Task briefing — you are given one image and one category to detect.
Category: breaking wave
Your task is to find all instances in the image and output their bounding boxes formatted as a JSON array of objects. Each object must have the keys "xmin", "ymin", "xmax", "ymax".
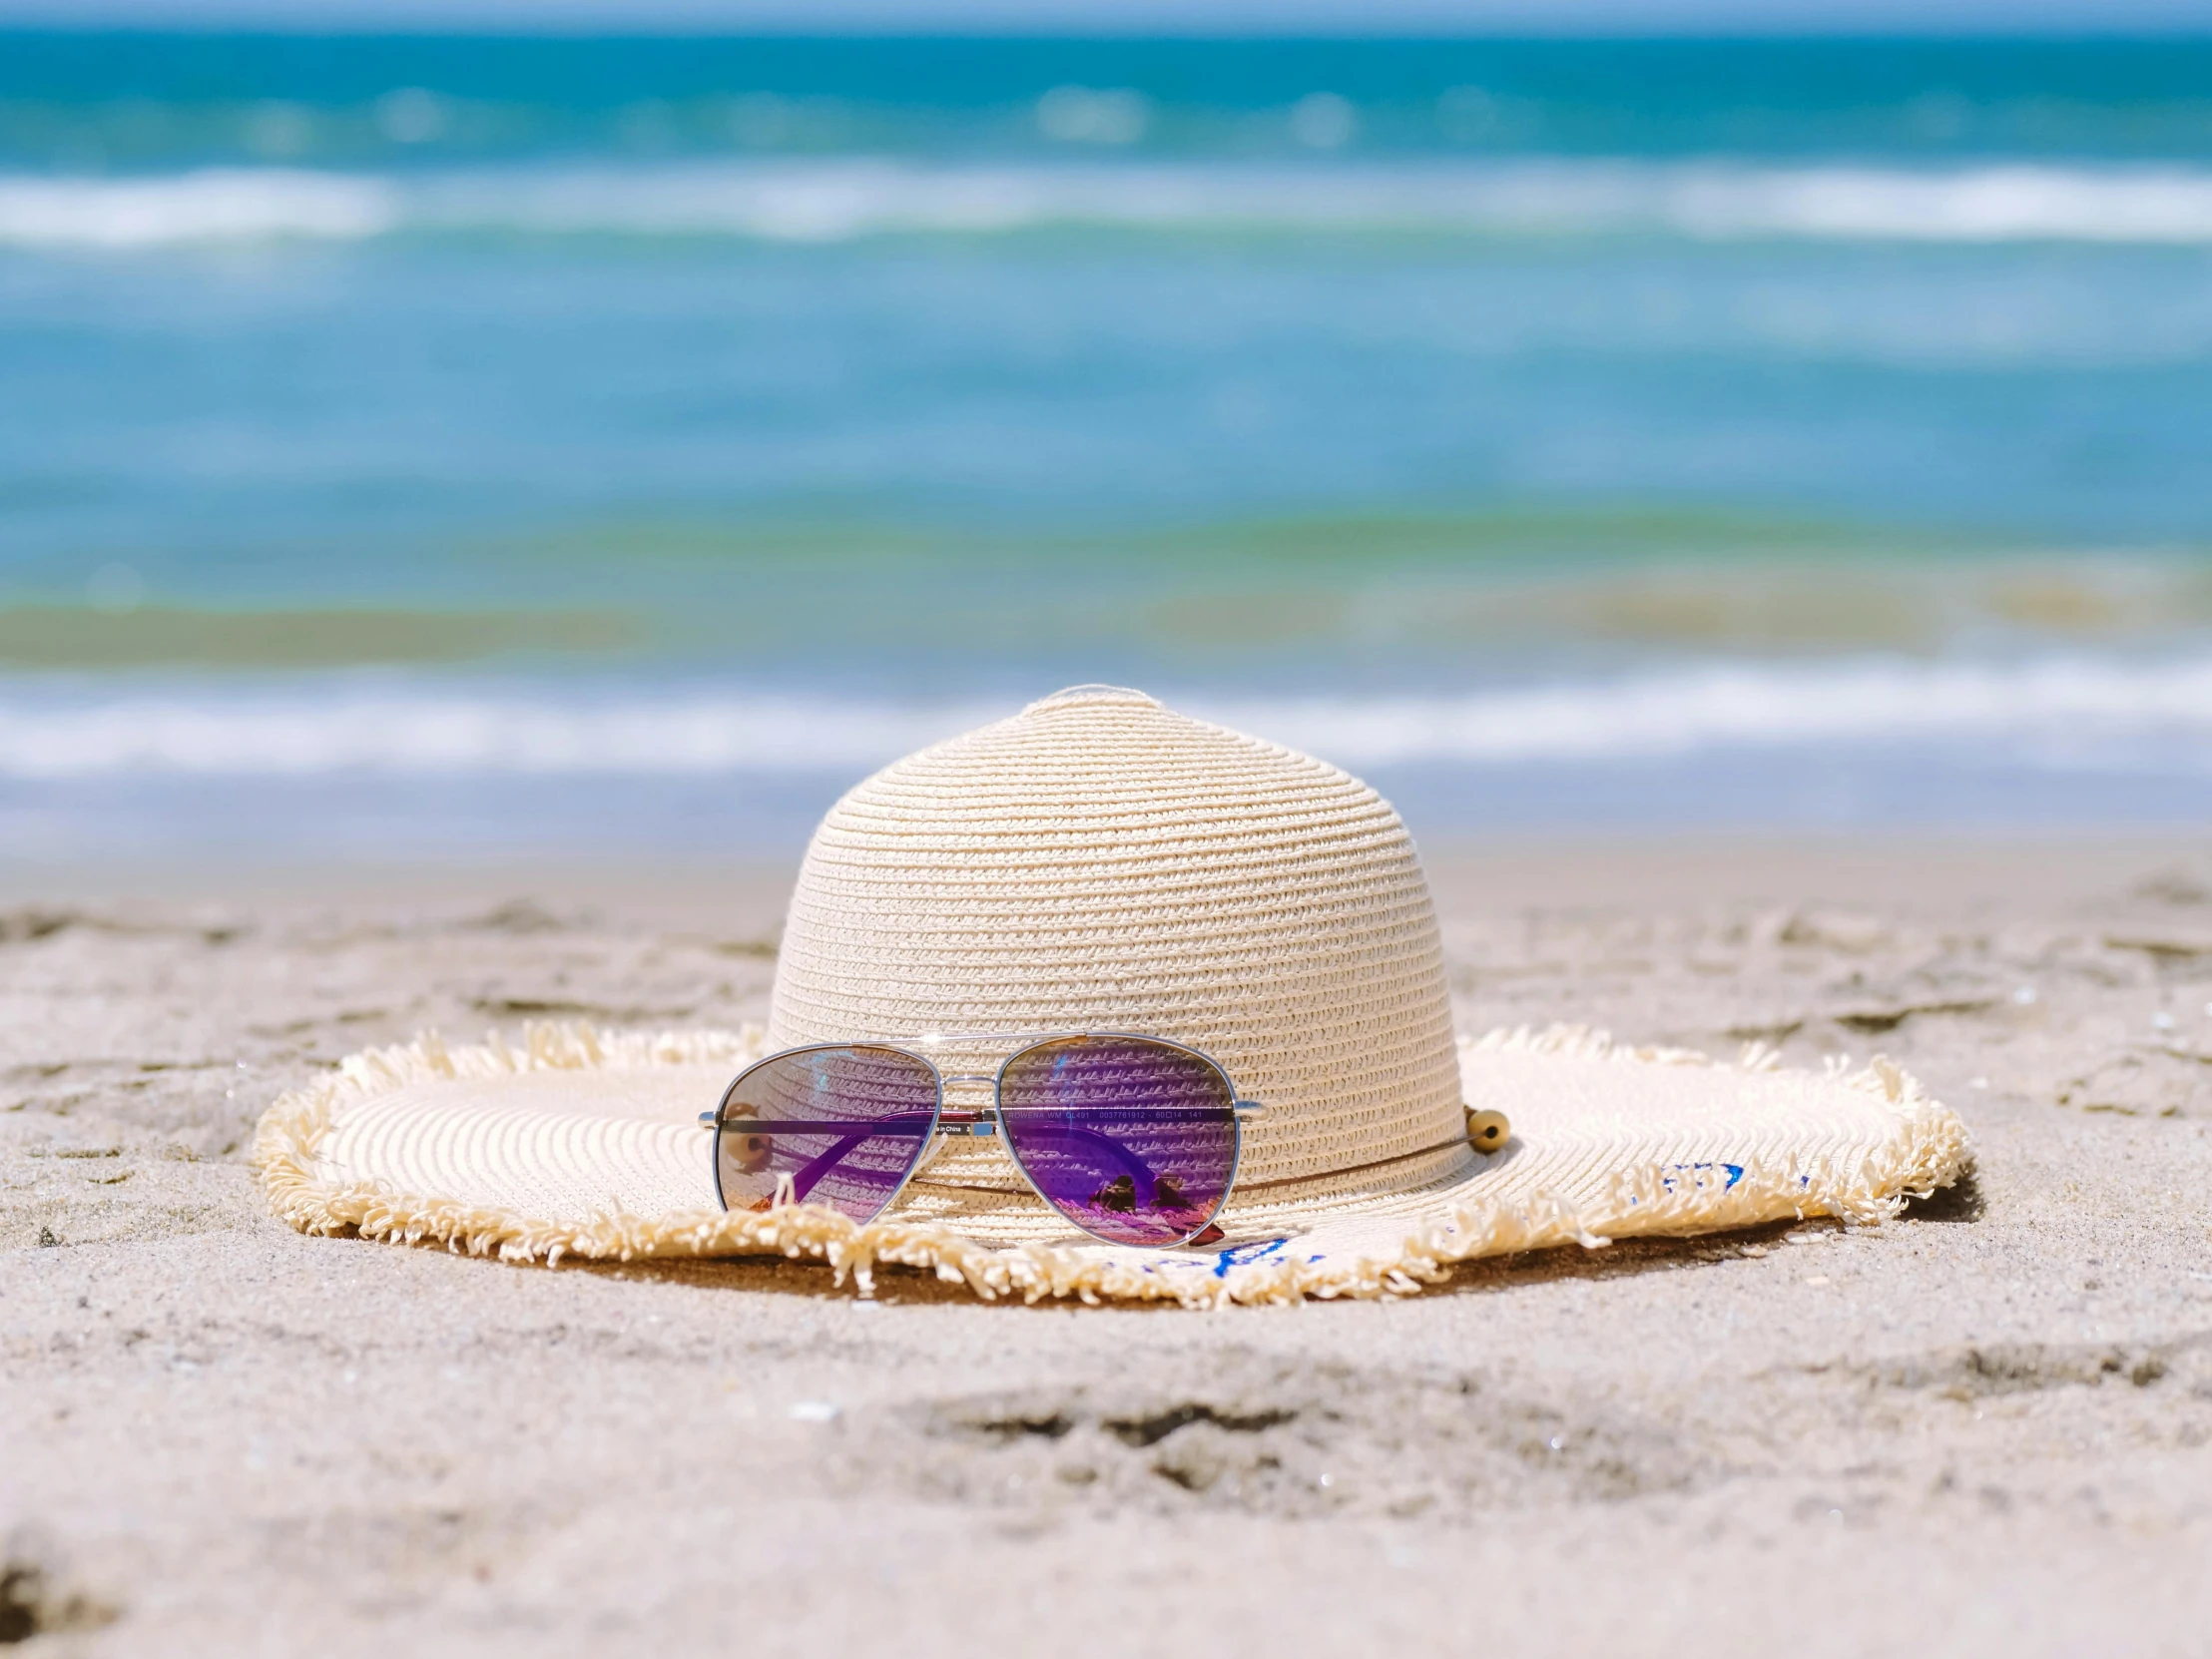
[
  {"xmin": 4, "ymin": 653, "xmax": 2211, "ymax": 780},
  {"xmin": 10, "ymin": 160, "xmax": 2212, "ymax": 249}
]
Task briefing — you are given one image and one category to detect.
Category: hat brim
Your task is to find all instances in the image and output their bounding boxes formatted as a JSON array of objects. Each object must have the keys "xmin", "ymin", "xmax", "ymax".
[{"xmin": 254, "ymin": 1023, "xmax": 1971, "ymax": 1308}]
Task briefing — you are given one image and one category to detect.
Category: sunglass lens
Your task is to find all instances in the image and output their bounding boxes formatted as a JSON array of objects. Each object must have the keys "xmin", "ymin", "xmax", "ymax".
[
  {"xmin": 997, "ymin": 1036, "xmax": 1238, "ymax": 1247},
  {"xmin": 715, "ymin": 1045, "xmax": 938, "ymax": 1225}
]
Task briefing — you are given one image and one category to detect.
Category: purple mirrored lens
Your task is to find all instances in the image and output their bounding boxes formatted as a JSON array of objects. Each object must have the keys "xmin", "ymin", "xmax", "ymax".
[
  {"xmin": 997, "ymin": 1036, "xmax": 1238, "ymax": 1247},
  {"xmin": 715, "ymin": 1045, "xmax": 937, "ymax": 1225}
]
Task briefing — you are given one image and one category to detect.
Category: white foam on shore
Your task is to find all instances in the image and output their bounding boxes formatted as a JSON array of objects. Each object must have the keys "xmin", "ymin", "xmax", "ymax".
[
  {"xmin": 9, "ymin": 160, "xmax": 2212, "ymax": 249},
  {"xmin": 0, "ymin": 169, "xmax": 398, "ymax": 248},
  {"xmin": 4, "ymin": 654, "xmax": 2210, "ymax": 780}
]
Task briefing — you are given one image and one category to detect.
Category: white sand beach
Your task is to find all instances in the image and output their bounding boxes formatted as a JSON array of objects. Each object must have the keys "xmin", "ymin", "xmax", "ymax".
[{"xmin": 4, "ymin": 838, "xmax": 2211, "ymax": 1655}]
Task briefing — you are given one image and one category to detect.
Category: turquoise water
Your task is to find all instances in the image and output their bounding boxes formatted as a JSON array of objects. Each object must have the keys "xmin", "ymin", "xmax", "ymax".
[{"xmin": 3, "ymin": 33, "xmax": 2211, "ymax": 853}]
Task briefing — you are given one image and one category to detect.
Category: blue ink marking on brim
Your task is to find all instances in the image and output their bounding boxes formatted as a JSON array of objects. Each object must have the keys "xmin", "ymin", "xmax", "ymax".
[
  {"xmin": 1214, "ymin": 1237, "xmax": 1289, "ymax": 1279},
  {"xmin": 1650, "ymin": 1161, "xmax": 1749, "ymax": 1198}
]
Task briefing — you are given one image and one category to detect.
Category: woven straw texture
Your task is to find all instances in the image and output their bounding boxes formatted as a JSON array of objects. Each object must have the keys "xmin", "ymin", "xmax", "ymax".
[{"xmin": 769, "ymin": 685, "xmax": 1469, "ymax": 1224}]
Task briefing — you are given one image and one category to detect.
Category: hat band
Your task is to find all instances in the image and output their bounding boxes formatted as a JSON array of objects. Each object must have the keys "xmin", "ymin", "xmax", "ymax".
[{"xmin": 906, "ymin": 1128, "xmax": 1476, "ymax": 1202}]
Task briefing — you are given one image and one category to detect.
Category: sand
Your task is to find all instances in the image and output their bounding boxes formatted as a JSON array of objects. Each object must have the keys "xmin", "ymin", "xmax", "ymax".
[{"xmin": 4, "ymin": 838, "xmax": 2211, "ymax": 1656}]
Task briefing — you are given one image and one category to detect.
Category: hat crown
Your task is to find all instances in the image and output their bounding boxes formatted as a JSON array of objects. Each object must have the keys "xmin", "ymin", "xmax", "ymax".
[{"xmin": 768, "ymin": 688, "xmax": 1463, "ymax": 1190}]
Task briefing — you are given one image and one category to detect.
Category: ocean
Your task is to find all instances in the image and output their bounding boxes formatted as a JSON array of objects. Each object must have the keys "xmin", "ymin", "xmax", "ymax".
[{"xmin": 3, "ymin": 32, "xmax": 2210, "ymax": 858}]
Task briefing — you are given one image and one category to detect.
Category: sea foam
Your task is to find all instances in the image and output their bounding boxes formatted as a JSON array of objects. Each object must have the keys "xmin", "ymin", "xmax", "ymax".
[
  {"xmin": 8, "ymin": 161, "xmax": 2212, "ymax": 248},
  {"xmin": 3, "ymin": 654, "xmax": 2209, "ymax": 780},
  {"xmin": 0, "ymin": 169, "xmax": 398, "ymax": 248}
]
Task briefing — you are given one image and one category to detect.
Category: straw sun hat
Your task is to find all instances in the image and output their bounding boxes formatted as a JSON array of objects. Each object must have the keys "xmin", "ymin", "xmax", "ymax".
[{"xmin": 257, "ymin": 685, "xmax": 1971, "ymax": 1307}]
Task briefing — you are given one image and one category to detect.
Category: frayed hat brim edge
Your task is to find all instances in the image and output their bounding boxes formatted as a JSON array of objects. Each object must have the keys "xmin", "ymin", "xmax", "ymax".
[{"xmin": 252, "ymin": 1022, "xmax": 1974, "ymax": 1310}]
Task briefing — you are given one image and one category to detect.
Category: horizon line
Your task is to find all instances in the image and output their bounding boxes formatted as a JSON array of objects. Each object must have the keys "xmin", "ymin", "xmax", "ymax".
[{"xmin": 4, "ymin": 21, "xmax": 2212, "ymax": 37}]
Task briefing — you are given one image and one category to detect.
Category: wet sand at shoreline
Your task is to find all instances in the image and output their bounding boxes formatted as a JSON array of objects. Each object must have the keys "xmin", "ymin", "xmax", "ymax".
[{"xmin": 4, "ymin": 838, "xmax": 2210, "ymax": 1655}]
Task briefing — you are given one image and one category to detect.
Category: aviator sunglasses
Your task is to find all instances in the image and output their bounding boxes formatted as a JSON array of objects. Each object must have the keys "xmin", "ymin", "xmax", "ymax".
[{"xmin": 702, "ymin": 1032, "xmax": 1265, "ymax": 1248}]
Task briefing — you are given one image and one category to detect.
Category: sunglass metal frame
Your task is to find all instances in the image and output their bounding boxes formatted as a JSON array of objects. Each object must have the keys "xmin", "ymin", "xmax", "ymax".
[{"xmin": 703, "ymin": 1031, "xmax": 1265, "ymax": 1247}]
